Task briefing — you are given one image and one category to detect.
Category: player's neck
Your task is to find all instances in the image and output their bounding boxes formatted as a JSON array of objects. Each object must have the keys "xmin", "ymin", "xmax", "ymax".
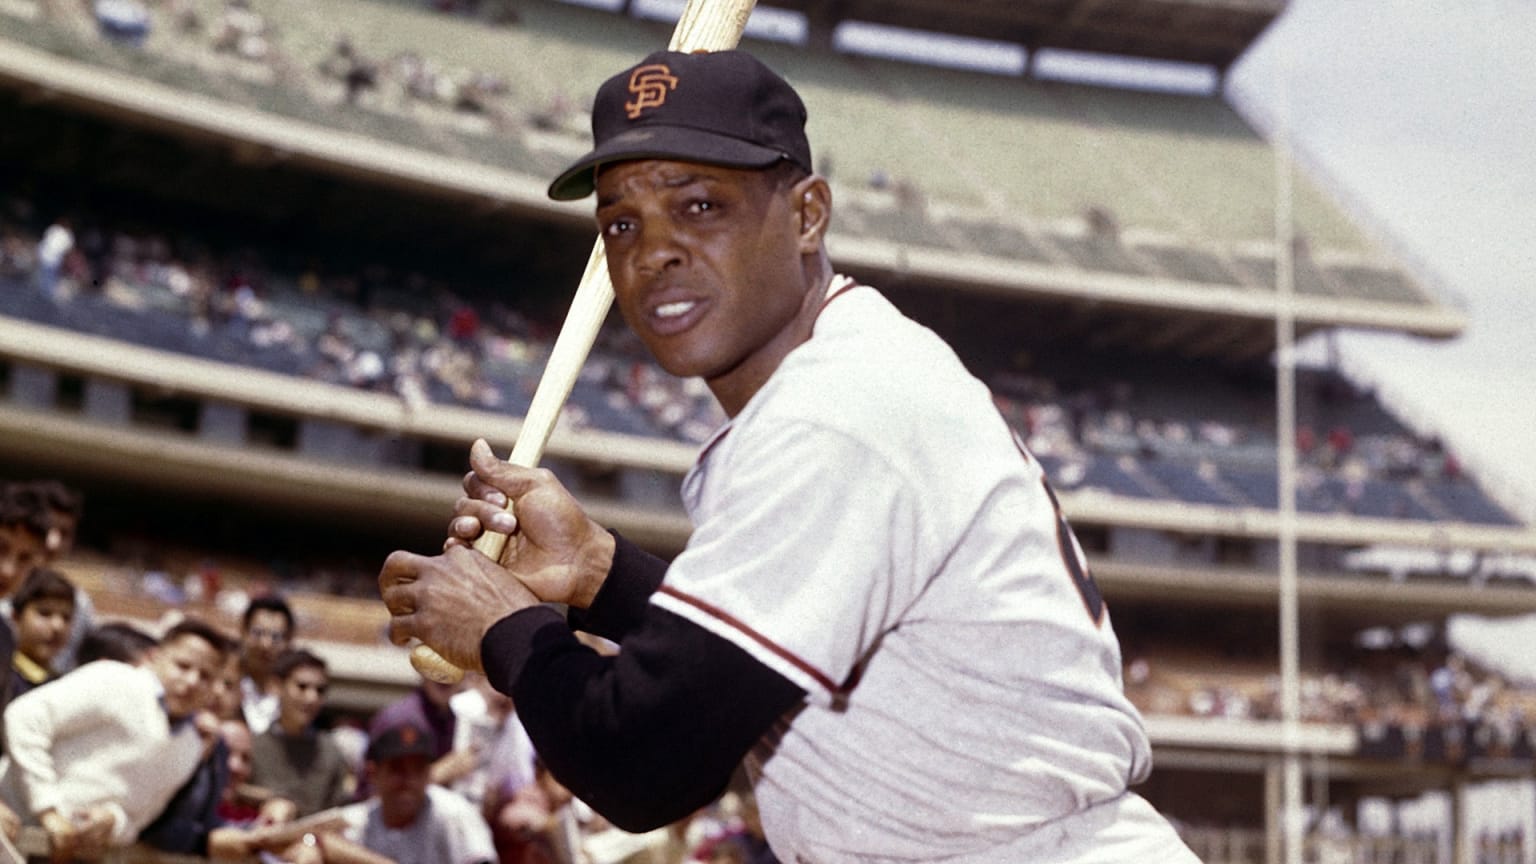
[{"xmin": 708, "ymin": 268, "xmax": 834, "ymax": 418}]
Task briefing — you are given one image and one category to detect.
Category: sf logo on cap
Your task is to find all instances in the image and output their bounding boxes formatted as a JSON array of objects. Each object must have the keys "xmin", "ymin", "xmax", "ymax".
[{"xmin": 626, "ymin": 64, "xmax": 678, "ymax": 119}]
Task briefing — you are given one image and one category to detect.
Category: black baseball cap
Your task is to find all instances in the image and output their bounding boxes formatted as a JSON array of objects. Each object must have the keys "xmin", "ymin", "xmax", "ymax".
[
  {"xmin": 547, "ymin": 50, "xmax": 812, "ymax": 201},
  {"xmin": 367, "ymin": 721, "xmax": 437, "ymax": 763}
]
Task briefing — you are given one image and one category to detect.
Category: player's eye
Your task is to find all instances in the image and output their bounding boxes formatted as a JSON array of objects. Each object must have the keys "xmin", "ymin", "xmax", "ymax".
[
  {"xmin": 686, "ymin": 199, "xmax": 715, "ymax": 215},
  {"xmin": 602, "ymin": 218, "xmax": 634, "ymax": 238}
]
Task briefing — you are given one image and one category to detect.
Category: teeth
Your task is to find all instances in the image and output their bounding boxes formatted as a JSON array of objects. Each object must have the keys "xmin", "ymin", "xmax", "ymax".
[{"xmin": 655, "ymin": 301, "xmax": 695, "ymax": 319}]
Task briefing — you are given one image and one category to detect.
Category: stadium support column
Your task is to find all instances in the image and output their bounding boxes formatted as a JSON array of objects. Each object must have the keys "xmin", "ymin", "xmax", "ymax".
[
  {"xmin": 803, "ymin": 2, "xmax": 840, "ymax": 53},
  {"xmin": 1451, "ymin": 775, "xmax": 1469, "ymax": 864},
  {"xmin": 1264, "ymin": 758, "xmax": 1283, "ymax": 864},
  {"xmin": 1270, "ymin": 22, "xmax": 1305, "ymax": 864}
]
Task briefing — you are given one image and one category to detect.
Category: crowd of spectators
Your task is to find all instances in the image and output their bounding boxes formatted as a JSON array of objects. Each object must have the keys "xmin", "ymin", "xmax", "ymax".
[
  {"xmin": 0, "ymin": 196, "xmax": 727, "ymax": 445},
  {"xmin": 52, "ymin": 0, "xmax": 540, "ymax": 134},
  {"xmin": 0, "ymin": 476, "xmax": 777, "ymax": 862},
  {"xmin": 1122, "ymin": 631, "xmax": 1536, "ymax": 766},
  {"xmin": 989, "ymin": 368, "xmax": 1510, "ymax": 523}
]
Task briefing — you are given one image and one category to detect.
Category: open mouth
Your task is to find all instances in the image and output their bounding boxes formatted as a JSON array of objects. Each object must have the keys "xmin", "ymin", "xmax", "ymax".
[{"xmin": 655, "ymin": 300, "xmax": 696, "ymax": 319}]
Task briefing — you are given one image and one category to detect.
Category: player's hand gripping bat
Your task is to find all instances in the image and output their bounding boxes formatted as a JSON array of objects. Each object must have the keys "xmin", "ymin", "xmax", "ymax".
[{"xmin": 409, "ymin": 0, "xmax": 760, "ymax": 685}]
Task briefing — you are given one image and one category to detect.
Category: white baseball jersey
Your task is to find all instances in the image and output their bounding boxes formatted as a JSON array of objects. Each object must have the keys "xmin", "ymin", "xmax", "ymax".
[{"xmin": 651, "ymin": 277, "xmax": 1197, "ymax": 862}]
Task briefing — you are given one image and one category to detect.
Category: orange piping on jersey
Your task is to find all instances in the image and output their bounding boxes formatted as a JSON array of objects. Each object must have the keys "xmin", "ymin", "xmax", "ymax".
[
  {"xmin": 658, "ymin": 584, "xmax": 840, "ymax": 694},
  {"xmin": 809, "ymin": 274, "xmax": 860, "ymax": 339}
]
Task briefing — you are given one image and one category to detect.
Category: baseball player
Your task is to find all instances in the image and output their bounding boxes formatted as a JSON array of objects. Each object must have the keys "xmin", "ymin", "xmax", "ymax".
[{"xmin": 380, "ymin": 50, "xmax": 1200, "ymax": 862}]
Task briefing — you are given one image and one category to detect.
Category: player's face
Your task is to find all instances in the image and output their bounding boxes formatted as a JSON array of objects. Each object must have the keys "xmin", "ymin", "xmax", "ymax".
[
  {"xmin": 152, "ymin": 634, "xmax": 224, "ymax": 719},
  {"xmin": 16, "ymin": 597, "xmax": 74, "ymax": 666},
  {"xmin": 596, "ymin": 159, "xmax": 820, "ymax": 416}
]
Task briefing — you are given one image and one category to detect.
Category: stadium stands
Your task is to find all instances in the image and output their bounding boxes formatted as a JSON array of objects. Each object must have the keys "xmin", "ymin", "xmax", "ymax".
[
  {"xmin": 0, "ymin": 0, "xmax": 1457, "ymax": 328},
  {"xmin": 3, "ymin": 1, "xmax": 1535, "ymax": 859}
]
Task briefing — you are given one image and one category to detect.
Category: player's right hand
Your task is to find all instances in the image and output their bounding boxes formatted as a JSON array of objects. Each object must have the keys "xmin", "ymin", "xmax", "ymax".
[{"xmin": 445, "ymin": 438, "xmax": 615, "ymax": 609}]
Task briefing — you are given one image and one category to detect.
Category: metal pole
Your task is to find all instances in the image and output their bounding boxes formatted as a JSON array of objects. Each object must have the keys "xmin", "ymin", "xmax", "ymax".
[{"xmin": 1271, "ymin": 17, "xmax": 1305, "ymax": 864}]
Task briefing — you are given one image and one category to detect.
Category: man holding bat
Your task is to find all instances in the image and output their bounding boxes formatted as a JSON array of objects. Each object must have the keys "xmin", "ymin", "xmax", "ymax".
[{"xmin": 380, "ymin": 49, "xmax": 1199, "ymax": 862}]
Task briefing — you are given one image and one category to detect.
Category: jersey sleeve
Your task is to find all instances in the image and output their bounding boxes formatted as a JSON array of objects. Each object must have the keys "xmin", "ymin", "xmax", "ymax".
[
  {"xmin": 653, "ymin": 420, "xmax": 934, "ymax": 706},
  {"xmin": 479, "ymin": 604, "xmax": 804, "ymax": 833}
]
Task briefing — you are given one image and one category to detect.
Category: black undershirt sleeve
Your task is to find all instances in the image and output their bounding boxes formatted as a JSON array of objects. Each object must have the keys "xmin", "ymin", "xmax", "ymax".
[
  {"xmin": 564, "ymin": 530, "xmax": 668, "ymax": 642},
  {"xmin": 481, "ymin": 601, "xmax": 805, "ymax": 832}
]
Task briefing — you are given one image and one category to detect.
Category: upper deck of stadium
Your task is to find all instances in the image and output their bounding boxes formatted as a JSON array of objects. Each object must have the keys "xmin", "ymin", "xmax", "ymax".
[{"xmin": 0, "ymin": 0, "xmax": 1464, "ymax": 358}]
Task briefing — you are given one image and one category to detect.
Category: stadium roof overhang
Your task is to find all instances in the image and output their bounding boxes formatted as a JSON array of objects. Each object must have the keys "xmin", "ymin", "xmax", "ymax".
[{"xmin": 768, "ymin": 0, "xmax": 1287, "ymax": 70}]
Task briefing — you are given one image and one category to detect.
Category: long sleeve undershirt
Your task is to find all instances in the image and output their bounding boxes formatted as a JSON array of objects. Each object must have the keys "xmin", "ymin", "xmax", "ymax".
[{"xmin": 479, "ymin": 533, "xmax": 805, "ymax": 832}]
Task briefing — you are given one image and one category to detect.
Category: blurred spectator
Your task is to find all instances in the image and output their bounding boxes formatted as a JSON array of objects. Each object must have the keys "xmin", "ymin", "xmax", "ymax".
[
  {"xmin": 239, "ymin": 593, "xmax": 295, "ymax": 734},
  {"xmin": 0, "ymin": 488, "xmax": 47, "ymax": 603},
  {"xmin": 0, "ymin": 488, "xmax": 50, "ymax": 748},
  {"xmin": 486, "ymin": 759, "xmax": 574, "ymax": 864},
  {"xmin": 212, "ymin": 0, "xmax": 270, "ymax": 61},
  {"xmin": 249, "ymin": 649, "xmax": 354, "ymax": 816},
  {"xmin": 33, "ymin": 217, "xmax": 73, "ymax": 301},
  {"xmin": 449, "ymin": 674, "xmax": 535, "ymax": 812},
  {"xmin": 319, "ymin": 37, "xmax": 378, "ymax": 105},
  {"xmin": 141, "ymin": 708, "xmax": 310, "ymax": 860},
  {"xmin": 13, "ymin": 480, "xmax": 96, "ymax": 672},
  {"xmin": 363, "ymin": 673, "xmax": 461, "ymax": 799},
  {"xmin": 0, "ymin": 618, "xmax": 232, "ymax": 860},
  {"xmin": 94, "ymin": 0, "xmax": 152, "ymax": 45},
  {"xmin": 75, "ymin": 621, "xmax": 157, "ymax": 666},
  {"xmin": 338, "ymin": 721, "xmax": 495, "ymax": 864},
  {"xmin": 6, "ymin": 568, "xmax": 76, "ymax": 699}
]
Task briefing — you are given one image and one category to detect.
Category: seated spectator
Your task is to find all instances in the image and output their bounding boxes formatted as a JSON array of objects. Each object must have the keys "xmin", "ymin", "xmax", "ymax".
[
  {"xmin": 0, "ymin": 618, "xmax": 231, "ymax": 862},
  {"xmin": 6, "ymin": 568, "xmax": 76, "ymax": 698},
  {"xmin": 239, "ymin": 594, "xmax": 296, "ymax": 734},
  {"xmin": 337, "ymin": 721, "xmax": 495, "ymax": 864},
  {"xmin": 249, "ymin": 649, "xmax": 353, "ymax": 816}
]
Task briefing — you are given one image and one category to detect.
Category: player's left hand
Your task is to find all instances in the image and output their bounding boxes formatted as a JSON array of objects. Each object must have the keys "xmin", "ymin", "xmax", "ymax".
[{"xmin": 379, "ymin": 544, "xmax": 542, "ymax": 675}]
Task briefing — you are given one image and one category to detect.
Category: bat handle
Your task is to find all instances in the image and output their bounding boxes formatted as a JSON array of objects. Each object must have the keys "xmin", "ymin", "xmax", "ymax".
[{"xmin": 406, "ymin": 444, "xmax": 529, "ymax": 686}]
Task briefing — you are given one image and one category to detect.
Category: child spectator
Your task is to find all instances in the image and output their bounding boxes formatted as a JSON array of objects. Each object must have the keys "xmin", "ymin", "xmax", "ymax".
[
  {"xmin": 249, "ymin": 648, "xmax": 353, "ymax": 816},
  {"xmin": 0, "ymin": 618, "xmax": 231, "ymax": 862},
  {"xmin": 6, "ymin": 568, "xmax": 75, "ymax": 698},
  {"xmin": 16, "ymin": 480, "xmax": 95, "ymax": 672},
  {"xmin": 337, "ymin": 721, "xmax": 495, "ymax": 864},
  {"xmin": 75, "ymin": 621, "xmax": 157, "ymax": 666}
]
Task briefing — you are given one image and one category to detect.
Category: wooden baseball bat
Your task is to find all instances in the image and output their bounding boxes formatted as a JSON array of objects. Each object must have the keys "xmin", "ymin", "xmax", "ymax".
[{"xmin": 410, "ymin": 0, "xmax": 760, "ymax": 684}]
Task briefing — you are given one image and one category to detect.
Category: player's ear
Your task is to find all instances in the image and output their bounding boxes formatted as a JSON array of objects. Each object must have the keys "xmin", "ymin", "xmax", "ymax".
[{"xmin": 792, "ymin": 175, "xmax": 831, "ymax": 252}]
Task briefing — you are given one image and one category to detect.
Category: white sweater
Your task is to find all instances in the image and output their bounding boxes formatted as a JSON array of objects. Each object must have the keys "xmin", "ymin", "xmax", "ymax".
[{"xmin": 0, "ymin": 660, "xmax": 206, "ymax": 846}]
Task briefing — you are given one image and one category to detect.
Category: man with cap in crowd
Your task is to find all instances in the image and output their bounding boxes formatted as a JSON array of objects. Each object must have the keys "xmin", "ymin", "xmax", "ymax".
[
  {"xmin": 335, "ymin": 721, "xmax": 495, "ymax": 864},
  {"xmin": 380, "ymin": 49, "xmax": 1200, "ymax": 862}
]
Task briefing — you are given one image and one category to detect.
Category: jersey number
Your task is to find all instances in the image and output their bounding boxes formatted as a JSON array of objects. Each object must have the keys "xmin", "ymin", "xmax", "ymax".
[
  {"xmin": 1006, "ymin": 428, "xmax": 1107, "ymax": 626},
  {"xmin": 1040, "ymin": 477, "xmax": 1106, "ymax": 627}
]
